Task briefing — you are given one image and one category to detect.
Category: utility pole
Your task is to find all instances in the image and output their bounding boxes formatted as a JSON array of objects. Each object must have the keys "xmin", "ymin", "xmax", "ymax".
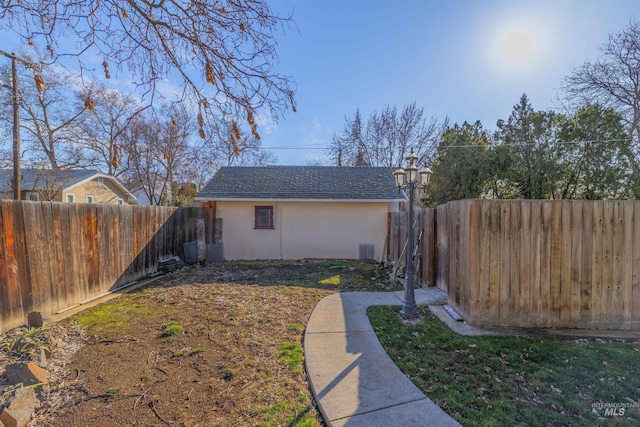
[
  {"xmin": 11, "ymin": 54, "xmax": 20, "ymax": 200},
  {"xmin": 0, "ymin": 49, "xmax": 39, "ymax": 200}
]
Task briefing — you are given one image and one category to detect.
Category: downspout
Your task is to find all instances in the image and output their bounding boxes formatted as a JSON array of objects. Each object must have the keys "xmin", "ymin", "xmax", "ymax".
[{"xmin": 279, "ymin": 203, "xmax": 283, "ymax": 259}]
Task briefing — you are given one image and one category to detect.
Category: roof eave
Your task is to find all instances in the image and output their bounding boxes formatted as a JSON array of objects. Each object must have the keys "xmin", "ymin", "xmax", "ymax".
[
  {"xmin": 64, "ymin": 173, "xmax": 137, "ymax": 201},
  {"xmin": 194, "ymin": 196, "xmax": 406, "ymax": 203}
]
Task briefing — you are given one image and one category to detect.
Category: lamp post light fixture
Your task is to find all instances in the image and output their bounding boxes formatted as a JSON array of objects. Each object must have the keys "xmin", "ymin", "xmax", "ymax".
[{"xmin": 394, "ymin": 153, "xmax": 432, "ymax": 319}]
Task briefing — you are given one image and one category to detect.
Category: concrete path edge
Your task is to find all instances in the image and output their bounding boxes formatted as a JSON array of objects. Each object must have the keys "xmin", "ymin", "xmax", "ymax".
[{"xmin": 304, "ymin": 289, "xmax": 462, "ymax": 427}]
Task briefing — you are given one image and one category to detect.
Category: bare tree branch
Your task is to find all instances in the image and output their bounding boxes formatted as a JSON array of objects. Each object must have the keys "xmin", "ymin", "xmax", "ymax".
[{"xmin": 0, "ymin": 0, "xmax": 297, "ymax": 133}]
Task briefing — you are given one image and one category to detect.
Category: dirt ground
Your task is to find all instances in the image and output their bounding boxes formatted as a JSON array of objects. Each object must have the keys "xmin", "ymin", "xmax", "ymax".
[{"xmin": 2, "ymin": 260, "xmax": 399, "ymax": 427}]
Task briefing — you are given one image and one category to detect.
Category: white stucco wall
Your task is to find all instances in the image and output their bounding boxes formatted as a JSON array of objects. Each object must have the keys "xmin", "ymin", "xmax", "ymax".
[{"xmin": 215, "ymin": 200, "xmax": 390, "ymax": 260}]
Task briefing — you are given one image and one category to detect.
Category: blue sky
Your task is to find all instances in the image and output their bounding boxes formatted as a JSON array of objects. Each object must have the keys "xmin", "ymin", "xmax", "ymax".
[
  {"xmin": 260, "ymin": 0, "xmax": 639, "ymax": 165},
  {"xmin": 1, "ymin": 1, "xmax": 638, "ymax": 166}
]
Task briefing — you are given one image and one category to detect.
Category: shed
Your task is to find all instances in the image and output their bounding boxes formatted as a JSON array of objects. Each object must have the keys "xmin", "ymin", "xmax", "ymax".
[{"xmin": 195, "ymin": 166, "xmax": 405, "ymax": 261}]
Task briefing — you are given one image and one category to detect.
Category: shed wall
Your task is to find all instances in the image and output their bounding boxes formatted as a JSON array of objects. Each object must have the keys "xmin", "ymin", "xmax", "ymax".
[{"xmin": 216, "ymin": 201, "xmax": 390, "ymax": 260}]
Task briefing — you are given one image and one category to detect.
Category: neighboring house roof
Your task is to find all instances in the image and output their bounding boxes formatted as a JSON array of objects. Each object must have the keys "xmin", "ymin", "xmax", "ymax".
[
  {"xmin": 0, "ymin": 169, "xmax": 137, "ymax": 200},
  {"xmin": 196, "ymin": 166, "xmax": 405, "ymax": 202}
]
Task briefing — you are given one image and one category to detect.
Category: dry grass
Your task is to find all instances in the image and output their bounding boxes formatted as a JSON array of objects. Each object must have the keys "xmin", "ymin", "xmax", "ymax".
[{"xmin": 12, "ymin": 260, "xmax": 398, "ymax": 427}]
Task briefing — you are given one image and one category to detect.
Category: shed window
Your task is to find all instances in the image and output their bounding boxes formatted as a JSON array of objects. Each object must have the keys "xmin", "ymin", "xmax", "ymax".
[
  {"xmin": 86, "ymin": 195, "xmax": 94, "ymax": 204},
  {"xmin": 254, "ymin": 206, "xmax": 274, "ymax": 229},
  {"xmin": 66, "ymin": 194, "xmax": 75, "ymax": 203}
]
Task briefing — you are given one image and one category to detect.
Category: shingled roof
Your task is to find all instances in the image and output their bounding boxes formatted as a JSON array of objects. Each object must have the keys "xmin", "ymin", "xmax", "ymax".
[
  {"xmin": 0, "ymin": 169, "xmax": 98, "ymax": 192},
  {"xmin": 196, "ymin": 166, "xmax": 405, "ymax": 201},
  {"xmin": 0, "ymin": 169, "xmax": 136, "ymax": 199}
]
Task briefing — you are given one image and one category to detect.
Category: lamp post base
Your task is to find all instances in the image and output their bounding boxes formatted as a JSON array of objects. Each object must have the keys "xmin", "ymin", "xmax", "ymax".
[
  {"xmin": 399, "ymin": 304, "xmax": 418, "ymax": 319},
  {"xmin": 400, "ymin": 280, "xmax": 418, "ymax": 319}
]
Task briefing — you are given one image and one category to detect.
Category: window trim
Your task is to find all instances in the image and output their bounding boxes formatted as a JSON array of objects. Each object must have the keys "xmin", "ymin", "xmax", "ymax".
[
  {"xmin": 117, "ymin": 198, "xmax": 124, "ymax": 205},
  {"xmin": 66, "ymin": 194, "xmax": 75, "ymax": 203},
  {"xmin": 26, "ymin": 191, "xmax": 40, "ymax": 201},
  {"xmin": 86, "ymin": 195, "xmax": 94, "ymax": 204},
  {"xmin": 97, "ymin": 177, "xmax": 105, "ymax": 186},
  {"xmin": 254, "ymin": 205, "xmax": 275, "ymax": 229}
]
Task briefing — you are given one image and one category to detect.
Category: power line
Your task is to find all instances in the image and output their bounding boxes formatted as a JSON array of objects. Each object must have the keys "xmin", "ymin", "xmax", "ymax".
[
  {"xmin": 435, "ymin": 138, "xmax": 633, "ymax": 149},
  {"xmin": 262, "ymin": 137, "xmax": 634, "ymax": 151},
  {"xmin": 262, "ymin": 146, "xmax": 326, "ymax": 150}
]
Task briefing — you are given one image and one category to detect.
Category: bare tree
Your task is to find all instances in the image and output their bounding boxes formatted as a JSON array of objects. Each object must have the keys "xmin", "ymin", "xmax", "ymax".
[
  {"xmin": 204, "ymin": 119, "xmax": 277, "ymax": 167},
  {"xmin": 73, "ymin": 82, "xmax": 142, "ymax": 176},
  {"xmin": 0, "ymin": 100, "xmax": 11, "ymax": 168},
  {"xmin": 123, "ymin": 104, "xmax": 197, "ymax": 205},
  {"xmin": 26, "ymin": 169, "xmax": 74, "ymax": 201},
  {"xmin": 0, "ymin": 0, "xmax": 296, "ymax": 134},
  {"xmin": 121, "ymin": 115, "xmax": 165, "ymax": 205},
  {"xmin": 0, "ymin": 52, "xmax": 88, "ymax": 169},
  {"xmin": 327, "ymin": 132, "xmax": 356, "ymax": 167},
  {"xmin": 327, "ymin": 103, "xmax": 445, "ymax": 167},
  {"xmin": 304, "ymin": 158, "xmax": 325, "ymax": 166},
  {"xmin": 562, "ymin": 20, "xmax": 640, "ymax": 192}
]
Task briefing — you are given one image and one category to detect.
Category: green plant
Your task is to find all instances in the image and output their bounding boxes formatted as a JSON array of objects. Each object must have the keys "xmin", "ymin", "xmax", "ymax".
[
  {"xmin": 22, "ymin": 323, "xmax": 52, "ymax": 340},
  {"xmin": 76, "ymin": 299, "xmax": 145, "ymax": 333},
  {"xmin": 0, "ymin": 385, "xmax": 19, "ymax": 407},
  {"xmin": 162, "ymin": 321, "xmax": 183, "ymax": 336},
  {"xmin": 106, "ymin": 387, "xmax": 121, "ymax": 395},
  {"xmin": 279, "ymin": 343, "xmax": 303, "ymax": 374},
  {"xmin": 1, "ymin": 324, "xmax": 53, "ymax": 359},
  {"xmin": 287, "ymin": 323, "xmax": 305, "ymax": 331},
  {"xmin": 318, "ymin": 275, "xmax": 340, "ymax": 285},
  {"xmin": 173, "ymin": 348, "xmax": 203, "ymax": 357}
]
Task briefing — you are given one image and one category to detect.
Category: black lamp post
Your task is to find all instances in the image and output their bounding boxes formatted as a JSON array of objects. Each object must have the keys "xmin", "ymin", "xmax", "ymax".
[{"xmin": 393, "ymin": 153, "xmax": 432, "ymax": 319}]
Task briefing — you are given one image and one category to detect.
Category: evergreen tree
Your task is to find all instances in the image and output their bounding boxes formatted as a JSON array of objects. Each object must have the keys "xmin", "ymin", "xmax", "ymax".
[
  {"xmin": 424, "ymin": 121, "xmax": 491, "ymax": 206},
  {"xmin": 496, "ymin": 94, "xmax": 560, "ymax": 199}
]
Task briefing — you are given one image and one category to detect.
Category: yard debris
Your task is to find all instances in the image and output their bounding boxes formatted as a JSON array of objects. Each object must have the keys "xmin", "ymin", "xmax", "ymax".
[{"xmin": 158, "ymin": 256, "xmax": 184, "ymax": 273}]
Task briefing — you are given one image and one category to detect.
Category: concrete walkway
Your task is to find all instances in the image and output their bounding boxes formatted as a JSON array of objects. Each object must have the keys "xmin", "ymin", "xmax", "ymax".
[{"xmin": 304, "ymin": 289, "xmax": 462, "ymax": 427}]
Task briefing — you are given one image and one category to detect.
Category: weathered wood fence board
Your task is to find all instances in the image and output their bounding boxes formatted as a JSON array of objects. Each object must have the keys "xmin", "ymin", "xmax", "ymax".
[
  {"xmin": 389, "ymin": 199, "xmax": 640, "ymax": 331},
  {"xmin": 0, "ymin": 201, "xmax": 215, "ymax": 334},
  {"xmin": 435, "ymin": 204, "xmax": 449, "ymax": 292}
]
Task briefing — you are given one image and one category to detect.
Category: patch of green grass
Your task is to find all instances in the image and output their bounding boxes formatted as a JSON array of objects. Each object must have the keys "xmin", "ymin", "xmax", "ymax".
[
  {"xmin": 106, "ymin": 387, "xmax": 121, "ymax": 395},
  {"xmin": 318, "ymin": 275, "xmax": 340, "ymax": 286},
  {"xmin": 249, "ymin": 401, "xmax": 318, "ymax": 427},
  {"xmin": 162, "ymin": 321, "xmax": 183, "ymax": 337},
  {"xmin": 287, "ymin": 323, "xmax": 305, "ymax": 331},
  {"xmin": 172, "ymin": 348, "xmax": 203, "ymax": 357},
  {"xmin": 75, "ymin": 298, "xmax": 145, "ymax": 333},
  {"xmin": 279, "ymin": 343, "xmax": 304, "ymax": 374},
  {"xmin": 369, "ymin": 306, "xmax": 640, "ymax": 427}
]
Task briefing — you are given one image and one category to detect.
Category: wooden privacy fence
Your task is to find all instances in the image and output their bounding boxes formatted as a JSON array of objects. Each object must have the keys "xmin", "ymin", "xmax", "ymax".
[
  {"xmin": 389, "ymin": 199, "xmax": 640, "ymax": 331},
  {"xmin": 0, "ymin": 201, "xmax": 215, "ymax": 334},
  {"xmin": 387, "ymin": 208, "xmax": 436, "ymax": 286}
]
